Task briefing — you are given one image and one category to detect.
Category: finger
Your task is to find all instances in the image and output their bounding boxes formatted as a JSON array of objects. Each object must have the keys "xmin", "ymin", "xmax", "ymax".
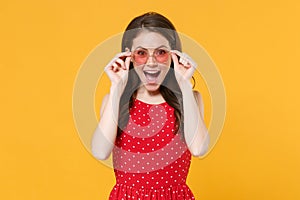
[
  {"xmin": 119, "ymin": 51, "xmax": 131, "ymax": 59},
  {"xmin": 181, "ymin": 53, "xmax": 197, "ymax": 68},
  {"xmin": 171, "ymin": 52, "xmax": 179, "ymax": 66},
  {"xmin": 181, "ymin": 58, "xmax": 190, "ymax": 67},
  {"xmin": 181, "ymin": 60, "xmax": 187, "ymax": 67},
  {"xmin": 115, "ymin": 58, "xmax": 125, "ymax": 69},
  {"xmin": 112, "ymin": 62, "xmax": 119, "ymax": 72},
  {"xmin": 124, "ymin": 56, "xmax": 131, "ymax": 70},
  {"xmin": 178, "ymin": 56, "xmax": 188, "ymax": 67},
  {"xmin": 118, "ymin": 52, "xmax": 131, "ymax": 69},
  {"xmin": 179, "ymin": 57, "xmax": 184, "ymax": 64},
  {"xmin": 170, "ymin": 49, "xmax": 184, "ymax": 58},
  {"xmin": 172, "ymin": 50, "xmax": 188, "ymax": 66},
  {"xmin": 107, "ymin": 51, "xmax": 132, "ymax": 72}
]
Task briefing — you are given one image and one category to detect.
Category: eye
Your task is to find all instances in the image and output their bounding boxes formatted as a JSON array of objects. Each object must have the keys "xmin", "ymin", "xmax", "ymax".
[
  {"xmin": 136, "ymin": 50, "xmax": 147, "ymax": 56},
  {"xmin": 155, "ymin": 49, "xmax": 167, "ymax": 56}
]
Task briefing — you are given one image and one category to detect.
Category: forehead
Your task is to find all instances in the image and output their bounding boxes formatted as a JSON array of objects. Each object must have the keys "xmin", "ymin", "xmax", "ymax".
[{"xmin": 131, "ymin": 31, "xmax": 170, "ymax": 50}]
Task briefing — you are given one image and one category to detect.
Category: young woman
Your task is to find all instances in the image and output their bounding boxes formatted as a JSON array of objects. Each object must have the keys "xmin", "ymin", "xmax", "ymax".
[{"xmin": 91, "ymin": 12, "xmax": 210, "ymax": 199}]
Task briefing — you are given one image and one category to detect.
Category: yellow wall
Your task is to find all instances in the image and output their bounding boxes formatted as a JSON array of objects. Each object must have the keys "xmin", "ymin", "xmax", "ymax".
[{"xmin": 1, "ymin": 0, "xmax": 299, "ymax": 199}]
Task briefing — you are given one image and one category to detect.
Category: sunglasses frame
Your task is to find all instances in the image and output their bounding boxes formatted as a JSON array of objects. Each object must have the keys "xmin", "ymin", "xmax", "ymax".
[{"xmin": 131, "ymin": 47, "xmax": 171, "ymax": 65}]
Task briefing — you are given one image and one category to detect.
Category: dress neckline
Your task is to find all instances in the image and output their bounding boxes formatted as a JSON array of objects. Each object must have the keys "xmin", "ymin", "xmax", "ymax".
[{"xmin": 133, "ymin": 97, "xmax": 167, "ymax": 106}]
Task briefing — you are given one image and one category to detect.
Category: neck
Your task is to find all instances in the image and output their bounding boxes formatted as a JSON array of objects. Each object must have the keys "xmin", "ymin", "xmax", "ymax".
[
  {"xmin": 134, "ymin": 86, "xmax": 164, "ymax": 103},
  {"xmin": 137, "ymin": 86, "xmax": 160, "ymax": 95}
]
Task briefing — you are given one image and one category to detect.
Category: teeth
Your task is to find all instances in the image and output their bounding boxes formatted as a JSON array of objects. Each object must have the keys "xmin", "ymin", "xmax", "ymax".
[
  {"xmin": 144, "ymin": 71, "xmax": 160, "ymax": 77},
  {"xmin": 144, "ymin": 71, "xmax": 160, "ymax": 74}
]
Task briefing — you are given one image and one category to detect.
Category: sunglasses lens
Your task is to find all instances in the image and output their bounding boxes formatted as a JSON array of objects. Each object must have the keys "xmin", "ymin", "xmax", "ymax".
[
  {"xmin": 133, "ymin": 49, "xmax": 148, "ymax": 64},
  {"xmin": 133, "ymin": 48, "xmax": 170, "ymax": 64},
  {"xmin": 154, "ymin": 49, "xmax": 169, "ymax": 63}
]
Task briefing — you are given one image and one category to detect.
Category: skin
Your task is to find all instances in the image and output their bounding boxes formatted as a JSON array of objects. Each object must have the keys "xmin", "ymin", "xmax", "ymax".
[
  {"xmin": 91, "ymin": 30, "xmax": 210, "ymax": 160},
  {"xmin": 130, "ymin": 31, "xmax": 171, "ymax": 101}
]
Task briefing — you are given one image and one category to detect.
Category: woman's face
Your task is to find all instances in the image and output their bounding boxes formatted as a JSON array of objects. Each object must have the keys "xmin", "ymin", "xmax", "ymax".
[{"xmin": 130, "ymin": 30, "xmax": 172, "ymax": 92}]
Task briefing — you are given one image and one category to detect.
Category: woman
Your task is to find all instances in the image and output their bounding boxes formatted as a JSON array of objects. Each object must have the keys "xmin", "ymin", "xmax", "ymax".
[{"xmin": 91, "ymin": 12, "xmax": 210, "ymax": 199}]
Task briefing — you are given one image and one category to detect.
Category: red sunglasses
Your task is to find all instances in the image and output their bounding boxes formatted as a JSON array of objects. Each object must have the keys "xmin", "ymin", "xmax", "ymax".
[{"xmin": 132, "ymin": 48, "xmax": 171, "ymax": 65}]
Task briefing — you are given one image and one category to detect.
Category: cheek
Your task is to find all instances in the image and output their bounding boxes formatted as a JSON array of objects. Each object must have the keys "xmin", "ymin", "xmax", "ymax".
[
  {"xmin": 133, "ymin": 67, "xmax": 144, "ymax": 78},
  {"xmin": 159, "ymin": 67, "xmax": 171, "ymax": 79}
]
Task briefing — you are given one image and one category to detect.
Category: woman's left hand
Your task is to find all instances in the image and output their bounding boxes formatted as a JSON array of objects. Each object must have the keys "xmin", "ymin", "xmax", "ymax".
[{"xmin": 170, "ymin": 50, "xmax": 197, "ymax": 88}]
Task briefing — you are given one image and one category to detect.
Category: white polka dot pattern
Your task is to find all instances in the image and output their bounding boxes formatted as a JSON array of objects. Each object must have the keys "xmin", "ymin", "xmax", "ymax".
[{"xmin": 109, "ymin": 98, "xmax": 195, "ymax": 199}]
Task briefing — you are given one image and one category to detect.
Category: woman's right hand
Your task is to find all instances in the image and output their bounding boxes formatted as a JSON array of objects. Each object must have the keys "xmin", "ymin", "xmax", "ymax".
[{"xmin": 104, "ymin": 50, "xmax": 132, "ymax": 94}]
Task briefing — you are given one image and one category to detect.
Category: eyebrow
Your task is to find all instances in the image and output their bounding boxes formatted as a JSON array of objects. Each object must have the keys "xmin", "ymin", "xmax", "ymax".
[{"xmin": 134, "ymin": 45, "xmax": 170, "ymax": 50}]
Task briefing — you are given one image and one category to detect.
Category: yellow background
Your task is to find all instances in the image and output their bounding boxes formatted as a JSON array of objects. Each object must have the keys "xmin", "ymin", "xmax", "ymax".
[{"xmin": 1, "ymin": 0, "xmax": 299, "ymax": 199}]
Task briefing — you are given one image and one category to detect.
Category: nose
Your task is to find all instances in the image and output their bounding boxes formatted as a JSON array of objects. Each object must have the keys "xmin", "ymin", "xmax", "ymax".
[{"xmin": 146, "ymin": 55, "xmax": 157, "ymax": 66}]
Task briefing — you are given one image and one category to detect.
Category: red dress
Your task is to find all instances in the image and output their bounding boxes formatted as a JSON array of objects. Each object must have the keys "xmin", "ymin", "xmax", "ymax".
[{"xmin": 109, "ymin": 98, "xmax": 195, "ymax": 200}]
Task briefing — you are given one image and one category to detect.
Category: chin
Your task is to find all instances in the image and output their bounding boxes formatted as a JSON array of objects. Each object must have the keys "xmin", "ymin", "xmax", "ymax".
[{"xmin": 143, "ymin": 83, "xmax": 161, "ymax": 92}]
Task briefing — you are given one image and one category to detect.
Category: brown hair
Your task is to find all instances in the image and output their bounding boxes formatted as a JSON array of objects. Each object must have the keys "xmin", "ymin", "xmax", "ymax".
[{"xmin": 117, "ymin": 12, "xmax": 185, "ymax": 140}]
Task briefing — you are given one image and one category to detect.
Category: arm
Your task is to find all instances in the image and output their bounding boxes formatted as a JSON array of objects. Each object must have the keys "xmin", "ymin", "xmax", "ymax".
[
  {"xmin": 170, "ymin": 50, "xmax": 209, "ymax": 157},
  {"xmin": 91, "ymin": 86, "xmax": 121, "ymax": 160},
  {"xmin": 91, "ymin": 51, "xmax": 131, "ymax": 160},
  {"xmin": 181, "ymin": 81, "xmax": 210, "ymax": 157}
]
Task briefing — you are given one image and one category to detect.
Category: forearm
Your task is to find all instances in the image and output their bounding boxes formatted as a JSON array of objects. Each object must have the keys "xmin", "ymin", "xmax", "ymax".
[
  {"xmin": 180, "ymin": 81, "xmax": 210, "ymax": 157},
  {"xmin": 91, "ymin": 86, "xmax": 121, "ymax": 160}
]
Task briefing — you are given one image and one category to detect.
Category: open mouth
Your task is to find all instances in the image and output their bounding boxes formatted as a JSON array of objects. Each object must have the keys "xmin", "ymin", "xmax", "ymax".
[{"xmin": 143, "ymin": 70, "xmax": 161, "ymax": 83}]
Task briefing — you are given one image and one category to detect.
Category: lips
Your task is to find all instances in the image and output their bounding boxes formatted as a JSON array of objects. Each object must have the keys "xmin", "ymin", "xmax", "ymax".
[{"xmin": 143, "ymin": 70, "xmax": 161, "ymax": 83}]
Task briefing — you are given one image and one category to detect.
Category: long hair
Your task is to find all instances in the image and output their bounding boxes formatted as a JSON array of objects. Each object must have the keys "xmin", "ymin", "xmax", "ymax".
[{"xmin": 117, "ymin": 12, "xmax": 185, "ymax": 140}]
